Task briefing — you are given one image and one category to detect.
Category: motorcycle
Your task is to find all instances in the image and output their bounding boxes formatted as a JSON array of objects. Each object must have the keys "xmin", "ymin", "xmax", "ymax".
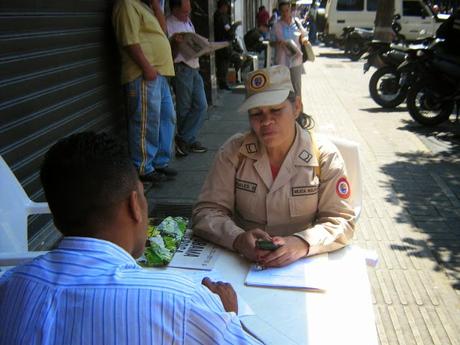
[
  {"xmin": 341, "ymin": 26, "xmax": 374, "ymax": 61},
  {"xmin": 228, "ymin": 22, "xmax": 257, "ymax": 82},
  {"xmin": 404, "ymin": 40, "xmax": 460, "ymax": 126},
  {"xmin": 363, "ymin": 14, "xmax": 430, "ymax": 109},
  {"xmin": 365, "ymin": 43, "xmax": 408, "ymax": 108}
]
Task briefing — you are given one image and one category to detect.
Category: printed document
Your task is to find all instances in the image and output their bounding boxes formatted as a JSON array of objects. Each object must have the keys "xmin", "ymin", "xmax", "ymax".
[{"xmin": 245, "ymin": 253, "xmax": 329, "ymax": 291}]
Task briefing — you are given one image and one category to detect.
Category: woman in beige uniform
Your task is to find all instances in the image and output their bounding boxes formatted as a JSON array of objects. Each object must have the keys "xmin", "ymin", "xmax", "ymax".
[{"xmin": 192, "ymin": 65, "xmax": 356, "ymax": 267}]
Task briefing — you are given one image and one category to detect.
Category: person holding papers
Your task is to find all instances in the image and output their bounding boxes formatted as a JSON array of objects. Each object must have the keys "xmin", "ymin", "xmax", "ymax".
[
  {"xmin": 192, "ymin": 65, "xmax": 356, "ymax": 267},
  {"xmin": 0, "ymin": 132, "xmax": 261, "ymax": 345},
  {"xmin": 167, "ymin": 0, "xmax": 208, "ymax": 157}
]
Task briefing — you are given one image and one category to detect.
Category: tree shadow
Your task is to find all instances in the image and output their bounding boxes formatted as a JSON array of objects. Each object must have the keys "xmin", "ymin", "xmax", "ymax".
[{"xmin": 380, "ymin": 125, "xmax": 460, "ymax": 291}]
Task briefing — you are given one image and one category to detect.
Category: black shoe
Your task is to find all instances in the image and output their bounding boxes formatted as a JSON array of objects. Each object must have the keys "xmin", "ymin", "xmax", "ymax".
[
  {"xmin": 156, "ymin": 166, "xmax": 178, "ymax": 177},
  {"xmin": 189, "ymin": 141, "xmax": 208, "ymax": 153},
  {"xmin": 139, "ymin": 171, "xmax": 168, "ymax": 183},
  {"xmin": 175, "ymin": 139, "xmax": 189, "ymax": 157},
  {"xmin": 219, "ymin": 83, "xmax": 231, "ymax": 90}
]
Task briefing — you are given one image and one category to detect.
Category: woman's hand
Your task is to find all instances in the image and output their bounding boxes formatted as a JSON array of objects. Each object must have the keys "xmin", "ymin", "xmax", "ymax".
[
  {"xmin": 233, "ymin": 229, "xmax": 272, "ymax": 262},
  {"xmin": 276, "ymin": 40, "xmax": 286, "ymax": 48},
  {"xmin": 258, "ymin": 236, "xmax": 310, "ymax": 268}
]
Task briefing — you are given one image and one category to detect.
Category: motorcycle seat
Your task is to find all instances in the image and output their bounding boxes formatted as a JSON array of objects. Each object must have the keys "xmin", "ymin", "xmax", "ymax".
[
  {"xmin": 389, "ymin": 43, "xmax": 409, "ymax": 52},
  {"xmin": 387, "ymin": 50, "xmax": 406, "ymax": 63},
  {"xmin": 370, "ymin": 40, "xmax": 390, "ymax": 46}
]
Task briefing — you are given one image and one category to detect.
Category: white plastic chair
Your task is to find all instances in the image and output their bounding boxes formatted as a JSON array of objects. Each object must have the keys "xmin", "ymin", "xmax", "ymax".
[
  {"xmin": 322, "ymin": 135, "xmax": 363, "ymax": 219},
  {"xmin": 0, "ymin": 156, "xmax": 49, "ymax": 269}
]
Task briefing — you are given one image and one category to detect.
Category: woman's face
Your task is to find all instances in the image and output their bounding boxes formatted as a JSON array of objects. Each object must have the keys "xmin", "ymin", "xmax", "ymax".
[
  {"xmin": 248, "ymin": 97, "xmax": 301, "ymax": 150},
  {"xmin": 280, "ymin": 4, "xmax": 292, "ymax": 21}
]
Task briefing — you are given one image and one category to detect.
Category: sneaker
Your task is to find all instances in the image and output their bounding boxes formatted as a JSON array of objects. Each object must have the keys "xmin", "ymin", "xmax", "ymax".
[
  {"xmin": 139, "ymin": 171, "xmax": 167, "ymax": 183},
  {"xmin": 156, "ymin": 166, "xmax": 178, "ymax": 177},
  {"xmin": 175, "ymin": 139, "xmax": 189, "ymax": 157},
  {"xmin": 189, "ymin": 141, "xmax": 208, "ymax": 153}
]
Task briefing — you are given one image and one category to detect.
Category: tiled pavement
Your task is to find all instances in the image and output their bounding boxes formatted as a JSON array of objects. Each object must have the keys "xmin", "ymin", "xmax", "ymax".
[{"xmin": 147, "ymin": 46, "xmax": 460, "ymax": 345}]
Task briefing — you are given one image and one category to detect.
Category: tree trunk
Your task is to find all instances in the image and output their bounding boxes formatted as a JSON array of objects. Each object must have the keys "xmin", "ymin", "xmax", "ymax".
[{"xmin": 374, "ymin": 0, "xmax": 394, "ymax": 42}]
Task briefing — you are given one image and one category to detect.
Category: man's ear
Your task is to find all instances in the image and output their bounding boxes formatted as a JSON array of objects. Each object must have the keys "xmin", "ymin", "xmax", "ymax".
[{"xmin": 128, "ymin": 190, "xmax": 143, "ymax": 223}]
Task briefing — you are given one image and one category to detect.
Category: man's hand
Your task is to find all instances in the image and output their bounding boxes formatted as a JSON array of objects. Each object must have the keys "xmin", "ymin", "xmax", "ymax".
[
  {"xmin": 233, "ymin": 229, "xmax": 272, "ymax": 262},
  {"xmin": 143, "ymin": 65, "xmax": 158, "ymax": 81},
  {"xmin": 258, "ymin": 236, "xmax": 310, "ymax": 268},
  {"xmin": 172, "ymin": 33, "xmax": 184, "ymax": 43},
  {"xmin": 202, "ymin": 277, "xmax": 238, "ymax": 314}
]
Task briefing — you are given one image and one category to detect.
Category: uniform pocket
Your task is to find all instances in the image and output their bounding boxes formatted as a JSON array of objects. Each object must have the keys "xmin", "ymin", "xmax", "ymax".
[
  {"xmin": 288, "ymin": 193, "xmax": 318, "ymax": 218},
  {"xmin": 235, "ymin": 189, "xmax": 265, "ymax": 223}
]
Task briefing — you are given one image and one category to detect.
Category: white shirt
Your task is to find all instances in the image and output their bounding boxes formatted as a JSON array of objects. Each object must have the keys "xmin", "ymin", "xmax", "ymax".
[
  {"xmin": 0, "ymin": 237, "xmax": 261, "ymax": 345},
  {"xmin": 166, "ymin": 14, "xmax": 200, "ymax": 69}
]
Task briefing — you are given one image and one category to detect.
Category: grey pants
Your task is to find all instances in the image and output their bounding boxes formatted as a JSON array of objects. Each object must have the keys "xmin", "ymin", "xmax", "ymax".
[{"xmin": 289, "ymin": 64, "xmax": 304, "ymax": 98}]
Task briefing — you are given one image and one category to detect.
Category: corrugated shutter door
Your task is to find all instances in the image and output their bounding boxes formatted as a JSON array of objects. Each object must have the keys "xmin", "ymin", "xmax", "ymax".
[{"xmin": 0, "ymin": 1, "xmax": 124, "ymax": 250}]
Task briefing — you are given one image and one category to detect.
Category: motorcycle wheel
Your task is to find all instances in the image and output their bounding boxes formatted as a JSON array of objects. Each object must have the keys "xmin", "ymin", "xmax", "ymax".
[
  {"xmin": 369, "ymin": 66, "xmax": 407, "ymax": 108},
  {"xmin": 346, "ymin": 41, "xmax": 364, "ymax": 61},
  {"xmin": 406, "ymin": 80, "xmax": 454, "ymax": 126}
]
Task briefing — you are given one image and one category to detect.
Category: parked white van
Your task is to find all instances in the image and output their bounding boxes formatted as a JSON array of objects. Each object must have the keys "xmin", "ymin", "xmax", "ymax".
[{"xmin": 323, "ymin": 0, "xmax": 448, "ymax": 42}]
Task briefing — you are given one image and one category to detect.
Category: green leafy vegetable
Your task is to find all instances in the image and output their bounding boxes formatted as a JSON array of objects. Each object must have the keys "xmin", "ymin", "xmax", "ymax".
[{"xmin": 139, "ymin": 217, "xmax": 189, "ymax": 267}]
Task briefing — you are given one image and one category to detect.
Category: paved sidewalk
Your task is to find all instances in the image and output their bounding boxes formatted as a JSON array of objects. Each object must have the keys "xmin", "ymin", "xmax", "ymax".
[{"xmin": 147, "ymin": 46, "xmax": 460, "ymax": 345}]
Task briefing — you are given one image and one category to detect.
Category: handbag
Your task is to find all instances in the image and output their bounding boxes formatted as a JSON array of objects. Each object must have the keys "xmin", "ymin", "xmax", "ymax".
[
  {"xmin": 294, "ymin": 18, "xmax": 315, "ymax": 63},
  {"xmin": 299, "ymin": 36, "xmax": 315, "ymax": 62}
]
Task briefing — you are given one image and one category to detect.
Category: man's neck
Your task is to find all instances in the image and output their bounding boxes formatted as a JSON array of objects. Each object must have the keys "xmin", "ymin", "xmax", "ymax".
[
  {"xmin": 282, "ymin": 16, "xmax": 292, "ymax": 24},
  {"xmin": 173, "ymin": 13, "xmax": 188, "ymax": 23}
]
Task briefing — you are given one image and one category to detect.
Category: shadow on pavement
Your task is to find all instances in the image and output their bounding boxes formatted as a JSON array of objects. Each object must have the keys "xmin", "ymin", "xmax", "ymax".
[
  {"xmin": 318, "ymin": 52, "xmax": 347, "ymax": 59},
  {"xmin": 379, "ymin": 121, "xmax": 460, "ymax": 291},
  {"xmin": 360, "ymin": 106, "xmax": 408, "ymax": 113}
]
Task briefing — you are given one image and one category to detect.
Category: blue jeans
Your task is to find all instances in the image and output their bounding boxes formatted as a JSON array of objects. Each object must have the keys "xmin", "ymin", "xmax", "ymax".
[
  {"xmin": 172, "ymin": 63, "xmax": 208, "ymax": 144},
  {"xmin": 124, "ymin": 75, "xmax": 176, "ymax": 175}
]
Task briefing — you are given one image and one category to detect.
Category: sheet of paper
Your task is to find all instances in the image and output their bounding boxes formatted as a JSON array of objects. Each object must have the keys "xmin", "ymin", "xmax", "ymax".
[
  {"xmin": 245, "ymin": 253, "xmax": 329, "ymax": 291},
  {"xmin": 168, "ymin": 230, "xmax": 221, "ymax": 271}
]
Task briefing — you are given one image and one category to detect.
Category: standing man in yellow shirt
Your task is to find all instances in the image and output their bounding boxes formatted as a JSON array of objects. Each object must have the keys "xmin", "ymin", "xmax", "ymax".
[{"xmin": 113, "ymin": 0, "xmax": 178, "ymax": 183}]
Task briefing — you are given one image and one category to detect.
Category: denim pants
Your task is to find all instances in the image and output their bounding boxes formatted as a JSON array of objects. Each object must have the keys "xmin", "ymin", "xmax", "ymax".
[
  {"xmin": 124, "ymin": 75, "xmax": 176, "ymax": 175},
  {"xmin": 172, "ymin": 63, "xmax": 208, "ymax": 144}
]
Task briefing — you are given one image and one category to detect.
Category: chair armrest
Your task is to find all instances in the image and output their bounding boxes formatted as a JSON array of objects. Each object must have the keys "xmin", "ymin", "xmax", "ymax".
[
  {"xmin": 27, "ymin": 201, "xmax": 50, "ymax": 215},
  {"xmin": 0, "ymin": 251, "xmax": 48, "ymax": 266}
]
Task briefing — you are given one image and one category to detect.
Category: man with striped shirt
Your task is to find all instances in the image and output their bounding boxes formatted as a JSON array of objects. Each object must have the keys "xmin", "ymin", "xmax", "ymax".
[{"xmin": 0, "ymin": 132, "xmax": 260, "ymax": 345}]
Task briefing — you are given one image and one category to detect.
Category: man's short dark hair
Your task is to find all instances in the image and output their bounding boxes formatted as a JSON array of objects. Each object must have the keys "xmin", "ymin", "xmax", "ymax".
[
  {"xmin": 40, "ymin": 132, "xmax": 139, "ymax": 236},
  {"xmin": 278, "ymin": 0, "xmax": 291, "ymax": 10},
  {"xmin": 217, "ymin": 0, "xmax": 230, "ymax": 9},
  {"xmin": 169, "ymin": 0, "xmax": 183, "ymax": 10}
]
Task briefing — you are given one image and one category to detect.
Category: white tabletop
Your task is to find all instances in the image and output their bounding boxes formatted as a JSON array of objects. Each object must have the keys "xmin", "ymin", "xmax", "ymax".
[{"xmin": 159, "ymin": 245, "xmax": 378, "ymax": 345}]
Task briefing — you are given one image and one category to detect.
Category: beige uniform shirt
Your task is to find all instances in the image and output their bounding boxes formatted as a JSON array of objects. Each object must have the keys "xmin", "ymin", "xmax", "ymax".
[{"xmin": 192, "ymin": 124, "xmax": 356, "ymax": 256}]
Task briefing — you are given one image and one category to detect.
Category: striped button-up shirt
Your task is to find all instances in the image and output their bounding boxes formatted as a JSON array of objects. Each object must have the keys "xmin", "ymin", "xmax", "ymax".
[{"xmin": 0, "ymin": 237, "xmax": 260, "ymax": 345}]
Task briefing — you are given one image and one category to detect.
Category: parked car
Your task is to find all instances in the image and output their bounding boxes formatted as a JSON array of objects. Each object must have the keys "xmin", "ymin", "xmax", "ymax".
[{"xmin": 322, "ymin": 0, "xmax": 448, "ymax": 44}]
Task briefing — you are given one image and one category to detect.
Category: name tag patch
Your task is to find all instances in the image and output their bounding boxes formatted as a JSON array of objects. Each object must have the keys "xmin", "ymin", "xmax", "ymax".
[
  {"xmin": 236, "ymin": 179, "xmax": 257, "ymax": 193},
  {"xmin": 292, "ymin": 185, "xmax": 318, "ymax": 196}
]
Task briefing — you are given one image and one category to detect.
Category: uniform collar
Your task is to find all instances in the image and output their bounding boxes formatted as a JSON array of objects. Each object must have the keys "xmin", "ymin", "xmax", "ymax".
[{"xmin": 239, "ymin": 123, "xmax": 319, "ymax": 168}]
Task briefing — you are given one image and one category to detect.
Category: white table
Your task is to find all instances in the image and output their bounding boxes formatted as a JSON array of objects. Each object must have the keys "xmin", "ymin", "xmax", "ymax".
[{"xmin": 162, "ymin": 246, "xmax": 378, "ymax": 345}]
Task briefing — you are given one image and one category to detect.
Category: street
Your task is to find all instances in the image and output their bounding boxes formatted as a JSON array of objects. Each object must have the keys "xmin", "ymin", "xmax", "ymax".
[{"xmin": 148, "ymin": 45, "xmax": 460, "ymax": 345}]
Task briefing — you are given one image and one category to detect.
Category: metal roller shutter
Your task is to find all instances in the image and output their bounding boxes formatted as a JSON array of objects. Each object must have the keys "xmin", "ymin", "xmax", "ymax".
[{"xmin": 0, "ymin": 0, "xmax": 124, "ymax": 250}]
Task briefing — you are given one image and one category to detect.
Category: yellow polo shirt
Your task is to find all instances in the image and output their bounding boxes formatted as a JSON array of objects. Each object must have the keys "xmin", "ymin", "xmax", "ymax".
[{"xmin": 113, "ymin": 0, "xmax": 175, "ymax": 84}]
